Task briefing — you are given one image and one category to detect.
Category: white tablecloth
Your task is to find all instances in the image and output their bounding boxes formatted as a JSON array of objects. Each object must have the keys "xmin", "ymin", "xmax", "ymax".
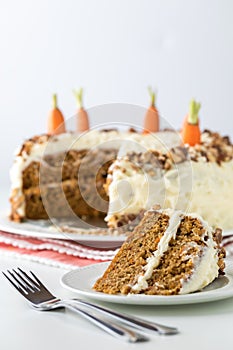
[{"xmin": 1, "ymin": 254, "xmax": 233, "ymax": 350}]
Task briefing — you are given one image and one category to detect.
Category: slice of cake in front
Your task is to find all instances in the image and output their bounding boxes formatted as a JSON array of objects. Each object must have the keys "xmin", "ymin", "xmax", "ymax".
[{"xmin": 93, "ymin": 208, "xmax": 226, "ymax": 295}]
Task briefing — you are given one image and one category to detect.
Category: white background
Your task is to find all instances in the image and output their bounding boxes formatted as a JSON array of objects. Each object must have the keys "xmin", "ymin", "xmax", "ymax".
[{"xmin": 1, "ymin": 0, "xmax": 233, "ymax": 187}]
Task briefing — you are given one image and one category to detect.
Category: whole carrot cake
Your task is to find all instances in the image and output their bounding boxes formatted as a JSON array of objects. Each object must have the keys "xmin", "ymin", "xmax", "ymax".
[
  {"xmin": 93, "ymin": 208, "xmax": 226, "ymax": 295},
  {"xmin": 9, "ymin": 128, "xmax": 233, "ymax": 231}
]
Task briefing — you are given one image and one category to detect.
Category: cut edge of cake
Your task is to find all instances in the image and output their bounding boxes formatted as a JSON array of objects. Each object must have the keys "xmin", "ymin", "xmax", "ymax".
[{"xmin": 9, "ymin": 129, "xmax": 181, "ymax": 222}]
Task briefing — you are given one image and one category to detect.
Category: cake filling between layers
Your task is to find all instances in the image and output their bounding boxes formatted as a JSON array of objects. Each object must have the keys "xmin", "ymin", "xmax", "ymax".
[{"xmin": 132, "ymin": 209, "xmax": 183, "ymax": 291}]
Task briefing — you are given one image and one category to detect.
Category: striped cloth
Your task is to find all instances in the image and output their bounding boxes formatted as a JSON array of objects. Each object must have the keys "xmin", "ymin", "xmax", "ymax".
[{"xmin": 0, "ymin": 230, "xmax": 118, "ymax": 269}]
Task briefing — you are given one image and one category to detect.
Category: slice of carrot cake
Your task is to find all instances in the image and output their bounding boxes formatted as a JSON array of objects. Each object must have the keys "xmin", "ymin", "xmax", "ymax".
[{"xmin": 93, "ymin": 208, "xmax": 226, "ymax": 295}]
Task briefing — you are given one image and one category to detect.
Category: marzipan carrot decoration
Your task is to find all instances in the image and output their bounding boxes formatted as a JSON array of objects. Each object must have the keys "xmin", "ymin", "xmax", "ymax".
[
  {"xmin": 181, "ymin": 99, "xmax": 201, "ymax": 146},
  {"xmin": 182, "ymin": 106, "xmax": 199, "ymax": 130},
  {"xmin": 73, "ymin": 88, "xmax": 90, "ymax": 133},
  {"xmin": 143, "ymin": 87, "xmax": 160, "ymax": 133},
  {"xmin": 47, "ymin": 94, "xmax": 66, "ymax": 135}
]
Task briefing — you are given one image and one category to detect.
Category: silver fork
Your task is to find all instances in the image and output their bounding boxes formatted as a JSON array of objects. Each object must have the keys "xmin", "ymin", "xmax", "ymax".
[
  {"xmin": 3, "ymin": 268, "xmax": 178, "ymax": 337},
  {"xmin": 69, "ymin": 298, "xmax": 178, "ymax": 335},
  {"xmin": 2, "ymin": 268, "xmax": 148, "ymax": 343}
]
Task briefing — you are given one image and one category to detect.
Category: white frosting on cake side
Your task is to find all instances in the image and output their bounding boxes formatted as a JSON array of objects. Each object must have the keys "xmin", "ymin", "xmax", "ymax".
[
  {"xmin": 179, "ymin": 241, "xmax": 218, "ymax": 294},
  {"xmin": 131, "ymin": 209, "xmax": 183, "ymax": 292},
  {"xmin": 105, "ymin": 159, "xmax": 167, "ymax": 220},
  {"xmin": 106, "ymin": 157, "xmax": 233, "ymax": 230},
  {"xmin": 179, "ymin": 213, "xmax": 219, "ymax": 294},
  {"xmin": 187, "ymin": 160, "xmax": 233, "ymax": 230},
  {"xmin": 105, "ymin": 159, "xmax": 192, "ymax": 223}
]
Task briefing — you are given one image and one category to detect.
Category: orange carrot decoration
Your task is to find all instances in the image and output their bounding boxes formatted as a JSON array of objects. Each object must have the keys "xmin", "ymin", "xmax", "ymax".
[
  {"xmin": 182, "ymin": 105, "xmax": 199, "ymax": 130},
  {"xmin": 73, "ymin": 88, "xmax": 90, "ymax": 133},
  {"xmin": 143, "ymin": 87, "xmax": 160, "ymax": 133},
  {"xmin": 181, "ymin": 99, "xmax": 201, "ymax": 146},
  {"xmin": 47, "ymin": 94, "xmax": 66, "ymax": 135}
]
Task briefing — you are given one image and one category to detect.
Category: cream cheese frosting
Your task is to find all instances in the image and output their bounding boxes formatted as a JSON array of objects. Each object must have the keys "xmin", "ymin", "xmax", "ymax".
[
  {"xmin": 179, "ymin": 213, "xmax": 219, "ymax": 294},
  {"xmin": 187, "ymin": 160, "xmax": 233, "ymax": 230},
  {"xmin": 106, "ymin": 156, "xmax": 233, "ymax": 230},
  {"xmin": 105, "ymin": 159, "xmax": 166, "ymax": 220}
]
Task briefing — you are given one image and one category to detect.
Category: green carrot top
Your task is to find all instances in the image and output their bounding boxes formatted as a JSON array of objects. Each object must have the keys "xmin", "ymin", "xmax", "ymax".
[
  {"xmin": 188, "ymin": 99, "xmax": 201, "ymax": 124},
  {"xmin": 52, "ymin": 93, "xmax": 58, "ymax": 109},
  {"xmin": 148, "ymin": 86, "xmax": 156, "ymax": 107},
  {"xmin": 73, "ymin": 88, "xmax": 84, "ymax": 109}
]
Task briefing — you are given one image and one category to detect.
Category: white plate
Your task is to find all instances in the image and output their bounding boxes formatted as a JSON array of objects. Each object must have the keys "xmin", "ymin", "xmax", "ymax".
[
  {"xmin": 0, "ymin": 211, "xmax": 125, "ymax": 248},
  {"xmin": 61, "ymin": 260, "xmax": 233, "ymax": 305}
]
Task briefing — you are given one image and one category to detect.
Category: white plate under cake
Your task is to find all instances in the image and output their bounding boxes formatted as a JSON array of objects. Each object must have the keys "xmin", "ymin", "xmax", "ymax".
[{"xmin": 61, "ymin": 260, "xmax": 233, "ymax": 305}]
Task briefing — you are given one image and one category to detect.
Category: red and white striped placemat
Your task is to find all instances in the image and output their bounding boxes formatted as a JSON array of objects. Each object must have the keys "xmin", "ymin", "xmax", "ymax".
[{"xmin": 0, "ymin": 230, "xmax": 118, "ymax": 269}]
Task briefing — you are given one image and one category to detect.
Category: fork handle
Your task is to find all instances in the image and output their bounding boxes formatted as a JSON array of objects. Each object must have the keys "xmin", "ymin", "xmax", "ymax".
[
  {"xmin": 59, "ymin": 301, "xmax": 148, "ymax": 343},
  {"xmin": 70, "ymin": 298, "xmax": 178, "ymax": 335}
]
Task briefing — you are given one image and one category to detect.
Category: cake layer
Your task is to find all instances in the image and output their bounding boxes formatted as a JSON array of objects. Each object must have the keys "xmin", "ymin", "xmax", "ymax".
[
  {"xmin": 23, "ymin": 180, "xmax": 107, "ymax": 220},
  {"xmin": 11, "ymin": 148, "xmax": 117, "ymax": 221}
]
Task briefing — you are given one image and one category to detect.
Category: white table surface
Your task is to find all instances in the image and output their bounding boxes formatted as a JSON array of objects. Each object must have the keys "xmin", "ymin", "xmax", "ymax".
[{"xmin": 1, "ymin": 190, "xmax": 233, "ymax": 350}]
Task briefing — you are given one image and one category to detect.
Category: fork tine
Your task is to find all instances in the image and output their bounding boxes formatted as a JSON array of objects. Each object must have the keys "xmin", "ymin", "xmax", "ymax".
[
  {"xmin": 7, "ymin": 270, "xmax": 31, "ymax": 293},
  {"xmin": 2, "ymin": 271, "xmax": 27, "ymax": 295},
  {"xmin": 12, "ymin": 269, "xmax": 36, "ymax": 292},
  {"xmin": 17, "ymin": 268, "xmax": 52, "ymax": 294},
  {"xmin": 17, "ymin": 268, "xmax": 41, "ymax": 289},
  {"xmin": 29, "ymin": 271, "xmax": 50, "ymax": 292}
]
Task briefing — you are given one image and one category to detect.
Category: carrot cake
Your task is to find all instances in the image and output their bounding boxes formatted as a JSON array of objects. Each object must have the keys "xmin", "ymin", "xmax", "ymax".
[
  {"xmin": 9, "ymin": 128, "xmax": 233, "ymax": 231},
  {"xmin": 93, "ymin": 208, "xmax": 226, "ymax": 295}
]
